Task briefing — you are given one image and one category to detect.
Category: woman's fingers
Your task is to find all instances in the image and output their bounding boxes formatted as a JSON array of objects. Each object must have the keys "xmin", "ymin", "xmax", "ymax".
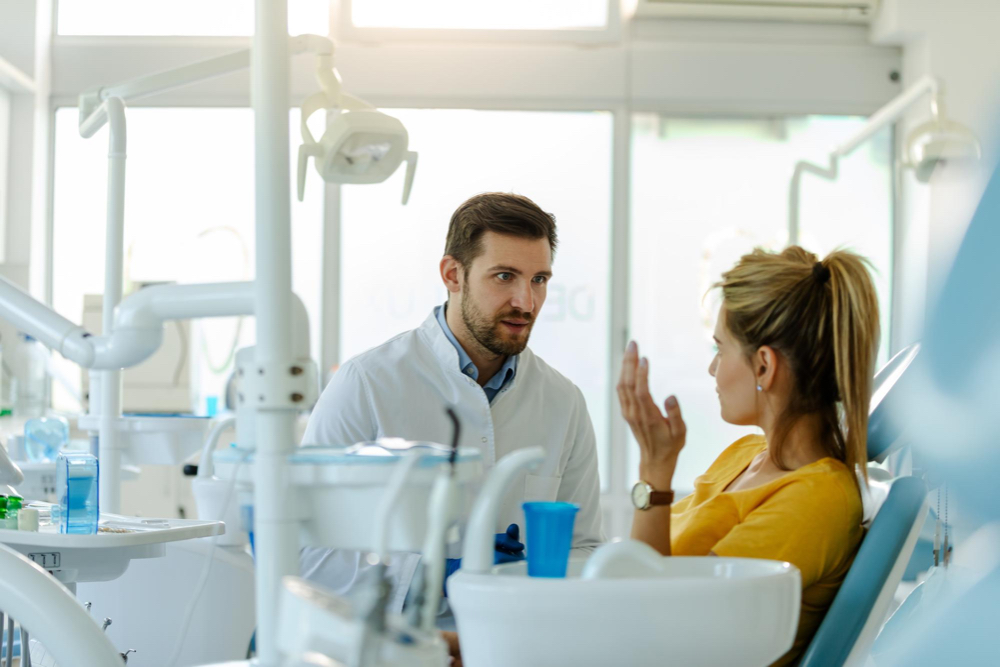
[
  {"xmin": 664, "ymin": 395, "xmax": 686, "ymax": 438},
  {"xmin": 619, "ymin": 340, "xmax": 638, "ymax": 390},
  {"xmin": 617, "ymin": 341, "xmax": 639, "ymax": 423},
  {"xmin": 634, "ymin": 357, "xmax": 665, "ymax": 425}
]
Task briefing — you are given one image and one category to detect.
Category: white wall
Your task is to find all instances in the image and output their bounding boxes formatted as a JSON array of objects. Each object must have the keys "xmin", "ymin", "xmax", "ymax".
[{"xmin": 874, "ymin": 0, "xmax": 1000, "ymax": 349}]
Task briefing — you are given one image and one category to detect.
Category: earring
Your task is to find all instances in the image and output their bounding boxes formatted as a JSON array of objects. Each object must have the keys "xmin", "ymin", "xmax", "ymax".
[{"xmin": 756, "ymin": 384, "xmax": 763, "ymax": 392}]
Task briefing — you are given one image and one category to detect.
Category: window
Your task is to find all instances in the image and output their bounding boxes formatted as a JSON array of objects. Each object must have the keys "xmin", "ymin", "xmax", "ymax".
[
  {"xmin": 340, "ymin": 109, "xmax": 613, "ymax": 486},
  {"xmin": 349, "ymin": 0, "xmax": 610, "ymax": 30},
  {"xmin": 51, "ymin": 107, "xmax": 323, "ymax": 413},
  {"xmin": 629, "ymin": 115, "xmax": 893, "ymax": 492},
  {"xmin": 57, "ymin": 0, "xmax": 329, "ymax": 36}
]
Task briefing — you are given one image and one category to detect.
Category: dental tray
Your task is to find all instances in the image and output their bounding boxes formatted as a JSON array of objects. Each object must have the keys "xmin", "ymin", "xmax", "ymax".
[
  {"xmin": 0, "ymin": 513, "xmax": 224, "ymax": 585},
  {"xmin": 212, "ymin": 441, "xmax": 484, "ymax": 552}
]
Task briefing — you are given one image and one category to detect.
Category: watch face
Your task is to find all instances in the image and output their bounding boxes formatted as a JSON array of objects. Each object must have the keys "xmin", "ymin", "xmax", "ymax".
[{"xmin": 631, "ymin": 481, "xmax": 651, "ymax": 509}]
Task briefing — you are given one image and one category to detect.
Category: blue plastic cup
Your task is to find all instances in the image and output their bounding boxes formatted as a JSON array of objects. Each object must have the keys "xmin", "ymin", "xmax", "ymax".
[{"xmin": 523, "ymin": 501, "xmax": 579, "ymax": 578}]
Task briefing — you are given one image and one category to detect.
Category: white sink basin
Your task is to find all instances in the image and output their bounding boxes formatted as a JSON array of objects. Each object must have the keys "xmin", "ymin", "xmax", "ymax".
[{"xmin": 448, "ymin": 545, "xmax": 800, "ymax": 667}]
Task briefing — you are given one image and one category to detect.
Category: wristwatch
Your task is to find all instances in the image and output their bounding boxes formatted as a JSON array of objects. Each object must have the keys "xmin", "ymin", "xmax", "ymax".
[{"xmin": 631, "ymin": 481, "xmax": 674, "ymax": 511}]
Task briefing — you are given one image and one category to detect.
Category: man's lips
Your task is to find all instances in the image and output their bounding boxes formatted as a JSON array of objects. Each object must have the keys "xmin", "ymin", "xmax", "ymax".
[{"xmin": 500, "ymin": 319, "xmax": 530, "ymax": 333}]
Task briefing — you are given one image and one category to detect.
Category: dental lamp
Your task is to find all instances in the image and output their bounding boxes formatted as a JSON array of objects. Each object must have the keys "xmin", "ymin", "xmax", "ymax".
[
  {"xmin": 297, "ymin": 60, "xmax": 417, "ymax": 203},
  {"xmin": 788, "ymin": 75, "xmax": 981, "ymax": 244}
]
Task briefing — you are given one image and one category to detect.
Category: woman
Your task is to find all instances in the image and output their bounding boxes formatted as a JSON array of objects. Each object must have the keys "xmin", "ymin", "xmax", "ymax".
[{"xmin": 618, "ymin": 246, "xmax": 879, "ymax": 666}]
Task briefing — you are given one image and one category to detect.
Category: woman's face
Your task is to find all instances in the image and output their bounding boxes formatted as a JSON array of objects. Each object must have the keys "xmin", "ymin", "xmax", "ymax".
[{"xmin": 709, "ymin": 306, "xmax": 760, "ymax": 426}]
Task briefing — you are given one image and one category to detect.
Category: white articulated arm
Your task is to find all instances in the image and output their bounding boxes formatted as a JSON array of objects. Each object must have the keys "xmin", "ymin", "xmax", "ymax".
[
  {"xmin": 0, "ymin": 544, "xmax": 122, "ymax": 664},
  {"xmin": 0, "ymin": 278, "xmax": 311, "ymax": 370},
  {"xmin": 788, "ymin": 75, "xmax": 942, "ymax": 244},
  {"xmin": 462, "ymin": 447, "xmax": 546, "ymax": 574},
  {"xmin": 78, "ymin": 34, "xmax": 336, "ymax": 132}
]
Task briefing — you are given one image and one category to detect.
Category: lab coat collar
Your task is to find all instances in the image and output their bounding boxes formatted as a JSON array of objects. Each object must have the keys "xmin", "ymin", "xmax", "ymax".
[{"xmin": 418, "ymin": 308, "xmax": 527, "ymax": 397}]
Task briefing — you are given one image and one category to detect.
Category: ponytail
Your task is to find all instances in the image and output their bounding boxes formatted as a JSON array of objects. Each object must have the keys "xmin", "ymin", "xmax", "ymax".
[{"xmin": 826, "ymin": 252, "xmax": 880, "ymax": 484}]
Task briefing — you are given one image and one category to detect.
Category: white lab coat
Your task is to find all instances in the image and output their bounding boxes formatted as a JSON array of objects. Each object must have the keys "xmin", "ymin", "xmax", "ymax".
[
  {"xmin": 299, "ymin": 310, "xmax": 605, "ymax": 607},
  {"xmin": 303, "ymin": 310, "xmax": 605, "ymax": 544}
]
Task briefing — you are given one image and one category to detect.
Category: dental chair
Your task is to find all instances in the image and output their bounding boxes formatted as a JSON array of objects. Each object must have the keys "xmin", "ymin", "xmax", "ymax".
[{"xmin": 799, "ymin": 344, "xmax": 927, "ymax": 667}]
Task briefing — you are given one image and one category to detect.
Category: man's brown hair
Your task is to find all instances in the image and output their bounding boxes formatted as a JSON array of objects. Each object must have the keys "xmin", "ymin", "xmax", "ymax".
[{"xmin": 444, "ymin": 193, "xmax": 558, "ymax": 269}]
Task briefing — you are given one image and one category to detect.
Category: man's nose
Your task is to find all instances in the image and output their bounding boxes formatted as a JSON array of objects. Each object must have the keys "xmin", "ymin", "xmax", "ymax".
[{"xmin": 510, "ymin": 281, "xmax": 534, "ymax": 313}]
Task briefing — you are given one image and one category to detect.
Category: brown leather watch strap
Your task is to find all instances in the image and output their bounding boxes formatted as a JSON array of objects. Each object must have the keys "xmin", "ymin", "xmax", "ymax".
[{"xmin": 648, "ymin": 490, "xmax": 675, "ymax": 506}]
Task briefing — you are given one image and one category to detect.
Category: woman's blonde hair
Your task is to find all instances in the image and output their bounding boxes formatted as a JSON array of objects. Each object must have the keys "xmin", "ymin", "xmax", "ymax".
[{"xmin": 716, "ymin": 246, "xmax": 880, "ymax": 484}]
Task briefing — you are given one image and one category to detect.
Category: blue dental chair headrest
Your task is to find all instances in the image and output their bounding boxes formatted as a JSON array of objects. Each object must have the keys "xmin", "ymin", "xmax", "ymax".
[{"xmin": 867, "ymin": 343, "xmax": 920, "ymax": 463}]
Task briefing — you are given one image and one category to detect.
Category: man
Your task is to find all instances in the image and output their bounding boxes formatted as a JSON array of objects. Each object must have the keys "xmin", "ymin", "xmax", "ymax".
[{"xmin": 300, "ymin": 192, "xmax": 604, "ymax": 611}]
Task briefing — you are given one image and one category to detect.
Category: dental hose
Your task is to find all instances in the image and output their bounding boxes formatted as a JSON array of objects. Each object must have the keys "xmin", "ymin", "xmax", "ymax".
[{"xmin": 412, "ymin": 408, "xmax": 461, "ymax": 633}]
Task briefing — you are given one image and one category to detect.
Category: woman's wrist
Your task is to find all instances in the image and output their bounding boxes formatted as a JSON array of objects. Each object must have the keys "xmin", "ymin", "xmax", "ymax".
[{"xmin": 638, "ymin": 456, "xmax": 678, "ymax": 490}]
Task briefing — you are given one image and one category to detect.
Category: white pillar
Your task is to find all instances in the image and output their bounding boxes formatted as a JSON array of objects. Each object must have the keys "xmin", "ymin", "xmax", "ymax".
[
  {"xmin": 98, "ymin": 97, "xmax": 126, "ymax": 513},
  {"xmin": 251, "ymin": 0, "xmax": 299, "ymax": 662}
]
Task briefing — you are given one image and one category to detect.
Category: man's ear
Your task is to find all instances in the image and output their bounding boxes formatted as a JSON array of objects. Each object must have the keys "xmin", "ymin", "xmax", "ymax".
[
  {"xmin": 755, "ymin": 345, "xmax": 779, "ymax": 391},
  {"xmin": 440, "ymin": 255, "xmax": 463, "ymax": 295}
]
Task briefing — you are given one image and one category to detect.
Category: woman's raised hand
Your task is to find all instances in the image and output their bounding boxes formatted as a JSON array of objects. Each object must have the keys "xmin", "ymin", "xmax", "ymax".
[{"xmin": 617, "ymin": 341, "xmax": 686, "ymax": 478}]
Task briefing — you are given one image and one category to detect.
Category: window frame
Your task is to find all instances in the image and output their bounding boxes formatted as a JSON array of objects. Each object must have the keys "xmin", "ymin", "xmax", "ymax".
[{"xmin": 332, "ymin": 0, "xmax": 623, "ymax": 45}]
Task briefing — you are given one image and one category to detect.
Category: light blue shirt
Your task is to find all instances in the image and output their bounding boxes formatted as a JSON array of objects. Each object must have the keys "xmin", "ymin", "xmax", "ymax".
[{"xmin": 435, "ymin": 304, "xmax": 517, "ymax": 404}]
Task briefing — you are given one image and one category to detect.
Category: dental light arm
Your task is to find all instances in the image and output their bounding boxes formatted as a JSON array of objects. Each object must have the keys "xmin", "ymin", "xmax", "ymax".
[
  {"xmin": 76, "ymin": 34, "xmax": 418, "ymax": 206},
  {"xmin": 78, "ymin": 34, "xmax": 334, "ymax": 128},
  {"xmin": 0, "ymin": 277, "xmax": 311, "ymax": 370},
  {"xmin": 788, "ymin": 75, "xmax": 979, "ymax": 244}
]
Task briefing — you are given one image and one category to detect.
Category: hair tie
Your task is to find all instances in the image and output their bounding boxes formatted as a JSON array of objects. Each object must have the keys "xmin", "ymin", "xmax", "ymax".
[{"xmin": 813, "ymin": 262, "xmax": 831, "ymax": 285}]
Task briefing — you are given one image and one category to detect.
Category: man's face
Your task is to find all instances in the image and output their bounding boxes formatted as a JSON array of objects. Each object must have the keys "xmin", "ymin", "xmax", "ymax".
[{"xmin": 458, "ymin": 231, "xmax": 552, "ymax": 357}]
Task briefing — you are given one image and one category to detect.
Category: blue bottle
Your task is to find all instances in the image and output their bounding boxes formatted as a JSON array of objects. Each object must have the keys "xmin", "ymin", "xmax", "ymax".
[{"xmin": 55, "ymin": 452, "xmax": 99, "ymax": 534}]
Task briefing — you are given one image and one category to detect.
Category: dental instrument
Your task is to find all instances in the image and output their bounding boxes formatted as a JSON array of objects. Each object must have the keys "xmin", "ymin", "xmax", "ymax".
[
  {"xmin": 410, "ymin": 407, "xmax": 462, "ymax": 633},
  {"xmin": 788, "ymin": 75, "xmax": 981, "ymax": 244}
]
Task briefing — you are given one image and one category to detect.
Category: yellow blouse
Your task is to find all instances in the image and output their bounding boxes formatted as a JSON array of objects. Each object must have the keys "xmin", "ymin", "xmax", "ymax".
[{"xmin": 670, "ymin": 435, "xmax": 864, "ymax": 666}]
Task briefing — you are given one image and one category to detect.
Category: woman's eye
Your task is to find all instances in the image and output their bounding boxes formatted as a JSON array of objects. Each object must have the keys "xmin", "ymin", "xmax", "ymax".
[{"xmin": 712, "ymin": 344, "xmax": 720, "ymax": 354}]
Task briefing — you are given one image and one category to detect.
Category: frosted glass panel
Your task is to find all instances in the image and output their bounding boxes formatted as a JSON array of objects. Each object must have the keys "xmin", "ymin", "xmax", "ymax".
[
  {"xmin": 629, "ymin": 115, "xmax": 893, "ymax": 492},
  {"xmin": 341, "ymin": 109, "xmax": 613, "ymax": 487}
]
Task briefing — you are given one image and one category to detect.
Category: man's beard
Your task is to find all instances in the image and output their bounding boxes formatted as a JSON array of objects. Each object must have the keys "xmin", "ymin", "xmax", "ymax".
[{"xmin": 460, "ymin": 286, "xmax": 535, "ymax": 358}]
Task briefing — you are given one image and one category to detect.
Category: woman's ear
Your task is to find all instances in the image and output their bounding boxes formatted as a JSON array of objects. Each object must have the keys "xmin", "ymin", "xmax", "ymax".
[{"xmin": 755, "ymin": 345, "xmax": 779, "ymax": 392}]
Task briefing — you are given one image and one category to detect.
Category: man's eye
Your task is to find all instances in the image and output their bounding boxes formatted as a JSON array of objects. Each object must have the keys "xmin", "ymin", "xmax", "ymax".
[
  {"xmin": 532, "ymin": 276, "xmax": 548, "ymax": 284},
  {"xmin": 497, "ymin": 273, "xmax": 513, "ymax": 281},
  {"xmin": 712, "ymin": 344, "xmax": 720, "ymax": 354}
]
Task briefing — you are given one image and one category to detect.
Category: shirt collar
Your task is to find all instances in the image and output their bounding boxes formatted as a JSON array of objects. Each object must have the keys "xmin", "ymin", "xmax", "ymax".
[{"xmin": 434, "ymin": 304, "xmax": 518, "ymax": 386}]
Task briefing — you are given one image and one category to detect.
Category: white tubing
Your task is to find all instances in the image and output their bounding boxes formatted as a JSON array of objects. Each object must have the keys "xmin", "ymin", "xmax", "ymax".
[
  {"xmin": 0, "ymin": 544, "xmax": 121, "ymax": 665},
  {"xmin": 420, "ymin": 472, "xmax": 459, "ymax": 632},
  {"xmin": 372, "ymin": 452, "xmax": 426, "ymax": 560},
  {"xmin": 0, "ymin": 279, "xmax": 310, "ymax": 371},
  {"xmin": 252, "ymin": 0, "xmax": 298, "ymax": 662},
  {"xmin": 115, "ymin": 281, "xmax": 311, "ymax": 356},
  {"xmin": 462, "ymin": 447, "xmax": 545, "ymax": 575},
  {"xmin": 197, "ymin": 416, "xmax": 238, "ymax": 479},
  {"xmin": 0, "ymin": 275, "xmax": 93, "ymax": 364}
]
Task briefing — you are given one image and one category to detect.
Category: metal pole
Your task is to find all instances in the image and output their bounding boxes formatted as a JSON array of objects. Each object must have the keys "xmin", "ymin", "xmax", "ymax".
[{"xmin": 251, "ymin": 0, "xmax": 298, "ymax": 662}]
